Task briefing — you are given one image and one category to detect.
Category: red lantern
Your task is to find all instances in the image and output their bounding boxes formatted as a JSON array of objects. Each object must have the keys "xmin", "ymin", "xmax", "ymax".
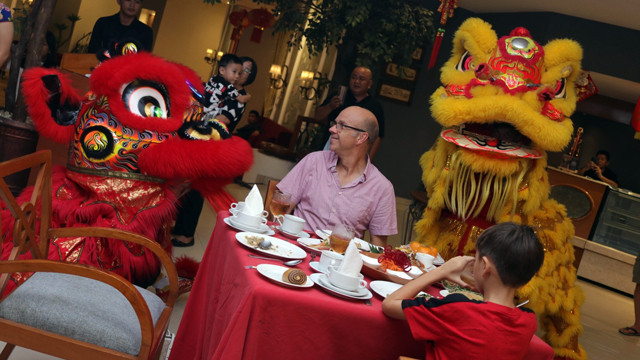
[
  {"xmin": 229, "ymin": 9, "xmax": 250, "ymax": 42},
  {"xmin": 247, "ymin": 8, "xmax": 275, "ymax": 43}
]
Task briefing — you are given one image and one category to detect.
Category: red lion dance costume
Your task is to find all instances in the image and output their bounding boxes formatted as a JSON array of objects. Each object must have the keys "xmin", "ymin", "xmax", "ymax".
[
  {"xmin": 1, "ymin": 51, "xmax": 253, "ymax": 294},
  {"xmin": 416, "ymin": 18, "xmax": 587, "ymax": 359}
]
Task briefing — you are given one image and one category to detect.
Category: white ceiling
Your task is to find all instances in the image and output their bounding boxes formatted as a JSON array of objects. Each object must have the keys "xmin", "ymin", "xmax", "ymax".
[{"xmin": 457, "ymin": 0, "xmax": 640, "ymax": 104}]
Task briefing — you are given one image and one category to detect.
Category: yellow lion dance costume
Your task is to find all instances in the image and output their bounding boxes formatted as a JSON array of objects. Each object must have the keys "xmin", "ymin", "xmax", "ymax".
[{"xmin": 416, "ymin": 18, "xmax": 586, "ymax": 359}]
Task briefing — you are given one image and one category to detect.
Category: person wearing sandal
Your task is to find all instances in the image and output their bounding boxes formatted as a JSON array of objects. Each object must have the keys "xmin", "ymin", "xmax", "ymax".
[{"xmin": 619, "ymin": 253, "xmax": 640, "ymax": 336}]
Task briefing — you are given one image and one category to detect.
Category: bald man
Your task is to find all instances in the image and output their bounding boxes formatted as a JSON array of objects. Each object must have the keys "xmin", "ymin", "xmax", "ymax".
[
  {"xmin": 315, "ymin": 66, "xmax": 386, "ymax": 158},
  {"xmin": 278, "ymin": 106, "xmax": 397, "ymax": 246}
]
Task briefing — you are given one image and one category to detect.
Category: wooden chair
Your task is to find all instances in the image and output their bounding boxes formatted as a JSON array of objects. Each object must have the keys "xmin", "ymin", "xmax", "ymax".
[
  {"xmin": 0, "ymin": 150, "xmax": 178, "ymax": 360},
  {"xmin": 59, "ymin": 53, "xmax": 99, "ymax": 76},
  {"xmin": 264, "ymin": 179, "xmax": 279, "ymax": 221}
]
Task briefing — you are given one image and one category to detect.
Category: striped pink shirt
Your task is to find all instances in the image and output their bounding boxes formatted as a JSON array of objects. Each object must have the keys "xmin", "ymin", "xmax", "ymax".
[{"xmin": 277, "ymin": 151, "xmax": 397, "ymax": 237}]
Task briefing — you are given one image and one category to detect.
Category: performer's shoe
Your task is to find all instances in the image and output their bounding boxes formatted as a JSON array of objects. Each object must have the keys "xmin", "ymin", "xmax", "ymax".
[{"xmin": 171, "ymin": 237, "xmax": 194, "ymax": 247}]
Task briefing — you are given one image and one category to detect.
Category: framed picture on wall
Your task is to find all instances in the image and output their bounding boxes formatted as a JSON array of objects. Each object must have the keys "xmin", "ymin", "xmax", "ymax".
[
  {"xmin": 378, "ymin": 82, "xmax": 414, "ymax": 104},
  {"xmin": 384, "ymin": 63, "xmax": 418, "ymax": 82}
]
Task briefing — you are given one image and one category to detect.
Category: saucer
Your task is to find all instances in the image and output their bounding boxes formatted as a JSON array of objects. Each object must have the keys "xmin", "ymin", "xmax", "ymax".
[
  {"xmin": 276, "ymin": 226, "xmax": 309, "ymax": 239},
  {"xmin": 309, "ymin": 261, "xmax": 328, "ymax": 274},
  {"xmin": 309, "ymin": 273, "xmax": 372, "ymax": 300},
  {"xmin": 225, "ymin": 216, "xmax": 274, "ymax": 235}
]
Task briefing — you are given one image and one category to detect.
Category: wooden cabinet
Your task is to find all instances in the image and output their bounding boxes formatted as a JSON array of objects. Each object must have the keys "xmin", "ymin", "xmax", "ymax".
[{"xmin": 547, "ymin": 166, "xmax": 609, "ymax": 239}]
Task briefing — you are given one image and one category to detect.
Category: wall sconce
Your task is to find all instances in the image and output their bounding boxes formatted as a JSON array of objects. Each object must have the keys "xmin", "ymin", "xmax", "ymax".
[
  {"xmin": 269, "ymin": 64, "xmax": 289, "ymax": 89},
  {"xmin": 299, "ymin": 71, "xmax": 330, "ymax": 101},
  {"xmin": 204, "ymin": 49, "xmax": 224, "ymax": 65}
]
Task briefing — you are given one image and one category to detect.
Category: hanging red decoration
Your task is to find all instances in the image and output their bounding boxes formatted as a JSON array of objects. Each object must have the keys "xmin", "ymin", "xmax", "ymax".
[
  {"xmin": 229, "ymin": 9, "xmax": 250, "ymax": 42},
  {"xmin": 575, "ymin": 71, "xmax": 598, "ymax": 102},
  {"xmin": 632, "ymin": 96, "xmax": 640, "ymax": 140},
  {"xmin": 428, "ymin": 0, "xmax": 458, "ymax": 69},
  {"xmin": 247, "ymin": 8, "xmax": 275, "ymax": 43}
]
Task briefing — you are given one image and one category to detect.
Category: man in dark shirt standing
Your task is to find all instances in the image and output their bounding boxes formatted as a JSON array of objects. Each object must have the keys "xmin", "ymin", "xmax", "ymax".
[
  {"xmin": 88, "ymin": 0, "xmax": 153, "ymax": 54},
  {"xmin": 315, "ymin": 66, "xmax": 385, "ymax": 158},
  {"xmin": 578, "ymin": 149, "xmax": 619, "ymax": 188}
]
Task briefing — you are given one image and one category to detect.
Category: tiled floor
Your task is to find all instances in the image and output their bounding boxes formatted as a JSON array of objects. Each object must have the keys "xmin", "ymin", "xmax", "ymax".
[{"xmin": 3, "ymin": 183, "xmax": 640, "ymax": 359}]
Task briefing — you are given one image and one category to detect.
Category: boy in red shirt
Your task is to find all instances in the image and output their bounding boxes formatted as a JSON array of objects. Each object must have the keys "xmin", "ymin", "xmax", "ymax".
[{"xmin": 383, "ymin": 222, "xmax": 545, "ymax": 359}]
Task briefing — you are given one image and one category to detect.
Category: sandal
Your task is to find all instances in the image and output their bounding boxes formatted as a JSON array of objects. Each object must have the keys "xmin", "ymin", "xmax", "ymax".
[{"xmin": 618, "ymin": 326, "xmax": 640, "ymax": 336}]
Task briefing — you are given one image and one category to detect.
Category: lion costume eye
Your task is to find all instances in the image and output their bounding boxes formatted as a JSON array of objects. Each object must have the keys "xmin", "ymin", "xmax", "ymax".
[
  {"xmin": 121, "ymin": 80, "xmax": 170, "ymax": 118},
  {"xmin": 553, "ymin": 78, "xmax": 566, "ymax": 98},
  {"xmin": 456, "ymin": 51, "xmax": 475, "ymax": 71}
]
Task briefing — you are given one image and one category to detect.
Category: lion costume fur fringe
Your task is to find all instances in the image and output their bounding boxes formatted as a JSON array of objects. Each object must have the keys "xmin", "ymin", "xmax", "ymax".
[{"xmin": 415, "ymin": 18, "xmax": 587, "ymax": 359}]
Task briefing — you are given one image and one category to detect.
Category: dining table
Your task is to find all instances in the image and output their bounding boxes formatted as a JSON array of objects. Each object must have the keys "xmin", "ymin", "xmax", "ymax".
[{"xmin": 169, "ymin": 211, "xmax": 554, "ymax": 360}]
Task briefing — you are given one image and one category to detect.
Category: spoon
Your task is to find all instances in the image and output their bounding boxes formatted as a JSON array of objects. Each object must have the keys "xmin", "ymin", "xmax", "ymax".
[
  {"xmin": 248, "ymin": 254, "xmax": 303, "ymax": 266},
  {"xmin": 257, "ymin": 238, "xmax": 272, "ymax": 250}
]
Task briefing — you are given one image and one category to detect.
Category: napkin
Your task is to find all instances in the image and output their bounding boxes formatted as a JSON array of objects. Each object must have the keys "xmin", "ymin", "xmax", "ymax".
[
  {"xmin": 338, "ymin": 241, "xmax": 363, "ymax": 276},
  {"xmin": 243, "ymin": 185, "xmax": 264, "ymax": 216}
]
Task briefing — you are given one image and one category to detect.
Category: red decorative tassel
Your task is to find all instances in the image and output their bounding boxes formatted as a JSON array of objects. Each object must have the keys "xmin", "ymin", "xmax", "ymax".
[
  {"xmin": 250, "ymin": 26, "xmax": 264, "ymax": 43},
  {"xmin": 428, "ymin": 29, "xmax": 445, "ymax": 69}
]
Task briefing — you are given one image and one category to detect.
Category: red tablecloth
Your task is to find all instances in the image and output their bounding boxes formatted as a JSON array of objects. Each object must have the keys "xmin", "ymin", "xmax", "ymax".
[
  {"xmin": 169, "ymin": 211, "xmax": 426, "ymax": 360},
  {"xmin": 169, "ymin": 211, "xmax": 553, "ymax": 360}
]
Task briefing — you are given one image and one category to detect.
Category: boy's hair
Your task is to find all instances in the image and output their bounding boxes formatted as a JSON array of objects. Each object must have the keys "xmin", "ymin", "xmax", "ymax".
[
  {"xmin": 476, "ymin": 222, "xmax": 544, "ymax": 288},
  {"xmin": 218, "ymin": 54, "xmax": 242, "ymax": 70},
  {"xmin": 239, "ymin": 56, "xmax": 258, "ymax": 86},
  {"xmin": 596, "ymin": 149, "xmax": 610, "ymax": 161}
]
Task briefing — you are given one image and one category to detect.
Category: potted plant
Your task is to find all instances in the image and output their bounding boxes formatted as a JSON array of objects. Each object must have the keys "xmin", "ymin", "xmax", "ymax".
[
  {"xmin": 204, "ymin": 0, "xmax": 435, "ymax": 86},
  {"xmin": 0, "ymin": 0, "xmax": 56, "ymax": 194}
]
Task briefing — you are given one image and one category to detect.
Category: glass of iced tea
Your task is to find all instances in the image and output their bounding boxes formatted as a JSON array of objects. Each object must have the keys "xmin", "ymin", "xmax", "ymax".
[
  {"xmin": 329, "ymin": 223, "xmax": 355, "ymax": 254},
  {"xmin": 269, "ymin": 190, "xmax": 292, "ymax": 221}
]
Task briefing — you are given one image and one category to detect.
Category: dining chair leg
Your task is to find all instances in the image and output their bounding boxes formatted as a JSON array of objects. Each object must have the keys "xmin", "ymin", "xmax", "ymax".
[{"xmin": 0, "ymin": 343, "xmax": 15, "ymax": 360}]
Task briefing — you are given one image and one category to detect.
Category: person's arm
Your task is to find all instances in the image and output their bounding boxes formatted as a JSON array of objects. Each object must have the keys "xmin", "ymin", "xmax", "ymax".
[
  {"xmin": 0, "ymin": 21, "xmax": 13, "ymax": 68},
  {"xmin": 370, "ymin": 234, "xmax": 387, "ymax": 247},
  {"xmin": 315, "ymin": 95, "xmax": 341, "ymax": 121},
  {"xmin": 592, "ymin": 166, "xmax": 619, "ymax": 187},
  {"xmin": 577, "ymin": 161, "xmax": 595, "ymax": 176},
  {"xmin": 382, "ymin": 256, "xmax": 475, "ymax": 320}
]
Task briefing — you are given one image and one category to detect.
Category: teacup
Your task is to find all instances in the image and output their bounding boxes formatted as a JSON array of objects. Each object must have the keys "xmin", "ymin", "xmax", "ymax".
[
  {"xmin": 318, "ymin": 250, "xmax": 344, "ymax": 272},
  {"xmin": 415, "ymin": 253, "xmax": 435, "ymax": 269},
  {"xmin": 229, "ymin": 201, "xmax": 245, "ymax": 215},
  {"xmin": 234, "ymin": 210, "xmax": 268, "ymax": 229},
  {"xmin": 276, "ymin": 214, "xmax": 305, "ymax": 235},
  {"xmin": 327, "ymin": 265, "xmax": 367, "ymax": 292}
]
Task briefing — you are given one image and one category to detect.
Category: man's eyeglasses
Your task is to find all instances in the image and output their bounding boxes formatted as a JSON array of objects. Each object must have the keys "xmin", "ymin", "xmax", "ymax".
[{"xmin": 329, "ymin": 120, "xmax": 366, "ymax": 133}]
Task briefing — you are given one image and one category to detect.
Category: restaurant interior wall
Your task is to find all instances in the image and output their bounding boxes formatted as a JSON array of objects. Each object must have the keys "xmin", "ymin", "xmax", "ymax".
[{"xmin": 372, "ymin": 6, "xmax": 640, "ymax": 198}]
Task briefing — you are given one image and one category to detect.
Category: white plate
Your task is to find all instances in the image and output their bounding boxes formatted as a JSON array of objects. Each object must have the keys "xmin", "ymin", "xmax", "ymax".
[
  {"xmin": 256, "ymin": 264, "xmax": 314, "ymax": 289},
  {"xmin": 433, "ymin": 254, "xmax": 445, "ymax": 266},
  {"xmin": 277, "ymin": 226, "xmax": 310, "ymax": 239},
  {"xmin": 297, "ymin": 238, "xmax": 329, "ymax": 255},
  {"xmin": 236, "ymin": 232, "xmax": 307, "ymax": 260},
  {"xmin": 224, "ymin": 217, "xmax": 275, "ymax": 235},
  {"xmin": 386, "ymin": 269, "xmax": 413, "ymax": 280},
  {"xmin": 309, "ymin": 261, "xmax": 327, "ymax": 274},
  {"xmin": 360, "ymin": 253, "xmax": 381, "ymax": 268},
  {"xmin": 309, "ymin": 273, "xmax": 372, "ymax": 300},
  {"xmin": 369, "ymin": 280, "xmax": 429, "ymax": 299},
  {"xmin": 315, "ymin": 229, "xmax": 331, "ymax": 240}
]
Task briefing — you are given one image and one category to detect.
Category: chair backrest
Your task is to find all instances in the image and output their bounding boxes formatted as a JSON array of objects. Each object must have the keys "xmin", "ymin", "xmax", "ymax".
[
  {"xmin": 0, "ymin": 150, "xmax": 52, "ymax": 265},
  {"xmin": 264, "ymin": 180, "xmax": 279, "ymax": 220},
  {"xmin": 288, "ymin": 115, "xmax": 328, "ymax": 158}
]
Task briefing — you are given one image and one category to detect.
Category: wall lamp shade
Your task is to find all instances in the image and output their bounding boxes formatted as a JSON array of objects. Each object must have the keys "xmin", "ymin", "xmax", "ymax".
[
  {"xmin": 269, "ymin": 64, "xmax": 288, "ymax": 89},
  {"xmin": 299, "ymin": 71, "xmax": 330, "ymax": 101},
  {"xmin": 204, "ymin": 49, "xmax": 224, "ymax": 65}
]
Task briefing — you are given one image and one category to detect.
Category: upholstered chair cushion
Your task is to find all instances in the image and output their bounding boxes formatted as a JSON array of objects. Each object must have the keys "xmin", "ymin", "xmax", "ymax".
[{"xmin": 0, "ymin": 272, "xmax": 165, "ymax": 355}]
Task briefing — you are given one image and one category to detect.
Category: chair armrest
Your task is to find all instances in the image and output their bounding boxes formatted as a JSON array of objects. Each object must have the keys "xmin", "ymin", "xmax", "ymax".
[{"xmin": 47, "ymin": 227, "xmax": 179, "ymax": 307}]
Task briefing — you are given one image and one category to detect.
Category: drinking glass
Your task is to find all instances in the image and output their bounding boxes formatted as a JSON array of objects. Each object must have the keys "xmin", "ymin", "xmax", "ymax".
[
  {"xmin": 329, "ymin": 223, "xmax": 355, "ymax": 254},
  {"xmin": 269, "ymin": 190, "xmax": 292, "ymax": 221}
]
